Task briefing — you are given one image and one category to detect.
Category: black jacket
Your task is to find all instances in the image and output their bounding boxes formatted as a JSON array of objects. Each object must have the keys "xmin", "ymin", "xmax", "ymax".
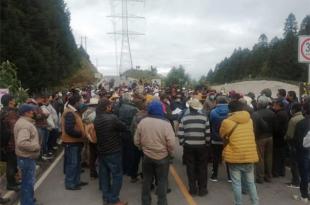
[
  {"xmin": 118, "ymin": 102, "xmax": 138, "ymax": 128},
  {"xmin": 294, "ymin": 117, "xmax": 310, "ymax": 160},
  {"xmin": 252, "ymin": 108, "xmax": 275, "ymax": 139},
  {"xmin": 273, "ymin": 109, "xmax": 289, "ymax": 147},
  {"xmin": 94, "ymin": 112, "xmax": 127, "ymax": 155}
]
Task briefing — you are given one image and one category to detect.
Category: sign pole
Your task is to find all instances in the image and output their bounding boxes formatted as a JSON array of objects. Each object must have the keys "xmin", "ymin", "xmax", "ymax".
[{"xmin": 308, "ymin": 64, "xmax": 310, "ymax": 83}]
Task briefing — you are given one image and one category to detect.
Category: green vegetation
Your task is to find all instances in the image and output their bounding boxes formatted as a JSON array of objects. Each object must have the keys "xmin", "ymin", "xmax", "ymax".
[
  {"xmin": 0, "ymin": 0, "xmax": 96, "ymax": 91},
  {"xmin": 123, "ymin": 66, "xmax": 163, "ymax": 82},
  {"xmin": 0, "ymin": 61, "xmax": 29, "ymax": 103},
  {"xmin": 207, "ymin": 14, "xmax": 310, "ymax": 84}
]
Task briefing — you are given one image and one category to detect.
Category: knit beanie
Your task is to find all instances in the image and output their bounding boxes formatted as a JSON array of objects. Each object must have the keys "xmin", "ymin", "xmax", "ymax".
[{"xmin": 147, "ymin": 100, "xmax": 164, "ymax": 117}]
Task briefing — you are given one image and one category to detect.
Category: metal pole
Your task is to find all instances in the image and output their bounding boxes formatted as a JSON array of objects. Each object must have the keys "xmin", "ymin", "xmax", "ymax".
[{"xmin": 308, "ymin": 64, "xmax": 310, "ymax": 83}]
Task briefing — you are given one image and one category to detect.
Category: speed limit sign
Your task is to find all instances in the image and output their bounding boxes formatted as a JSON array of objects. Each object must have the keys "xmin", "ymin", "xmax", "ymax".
[{"xmin": 299, "ymin": 36, "xmax": 310, "ymax": 63}]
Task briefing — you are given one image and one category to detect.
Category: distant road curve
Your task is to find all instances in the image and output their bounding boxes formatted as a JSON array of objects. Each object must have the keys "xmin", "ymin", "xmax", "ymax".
[{"xmin": 211, "ymin": 80, "xmax": 299, "ymax": 98}]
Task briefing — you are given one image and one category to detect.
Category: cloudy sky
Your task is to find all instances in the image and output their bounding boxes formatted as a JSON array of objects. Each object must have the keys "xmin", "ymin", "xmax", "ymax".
[{"xmin": 65, "ymin": 0, "xmax": 309, "ymax": 78}]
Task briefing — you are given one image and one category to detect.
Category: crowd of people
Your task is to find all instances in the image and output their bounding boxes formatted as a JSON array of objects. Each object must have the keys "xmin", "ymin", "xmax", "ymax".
[{"xmin": 0, "ymin": 81, "xmax": 309, "ymax": 205}]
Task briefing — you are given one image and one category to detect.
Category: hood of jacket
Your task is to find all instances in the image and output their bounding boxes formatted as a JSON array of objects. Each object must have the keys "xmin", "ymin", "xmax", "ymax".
[
  {"xmin": 229, "ymin": 111, "xmax": 251, "ymax": 124},
  {"xmin": 214, "ymin": 104, "xmax": 229, "ymax": 118}
]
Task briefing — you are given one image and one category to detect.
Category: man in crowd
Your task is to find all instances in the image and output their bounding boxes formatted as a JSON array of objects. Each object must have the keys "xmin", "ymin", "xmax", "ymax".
[
  {"xmin": 14, "ymin": 104, "xmax": 41, "ymax": 205},
  {"xmin": 94, "ymin": 98, "xmax": 128, "ymax": 205},
  {"xmin": 272, "ymin": 99, "xmax": 289, "ymax": 177},
  {"xmin": 134, "ymin": 100, "xmax": 175, "ymax": 205},
  {"xmin": 285, "ymin": 103, "xmax": 304, "ymax": 188},
  {"xmin": 209, "ymin": 95, "xmax": 230, "ymax": 182},
  {"xmin": 61, "ymin": 94, "xmax": 88, "ymax": 190},
  {"xmin": 118, "ymin": 93, "xmax": 139, "ymax": 182},
  {"xmin": 220, "ymin": 100, "xmax": 259, "ymax": 205},
  {"xmin": 294, "ymin": 101, "xmax": 310, "ymax": 202},
  {"xmin": 178, "ymin": 98, "xmax": 210, "ymax": 196},
  {"xmin": 252, "ymin": 95, "xmax": 275, "ymax": 183},
  {"xmin": 0, "ymin": 94, "xmax": 20, "ymax": 191}
]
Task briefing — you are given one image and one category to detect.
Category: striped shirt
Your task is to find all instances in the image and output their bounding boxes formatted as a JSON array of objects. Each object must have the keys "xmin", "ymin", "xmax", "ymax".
[{"xmin": 177, "ymin": 111, "xmax": 211, "ymax": 146}]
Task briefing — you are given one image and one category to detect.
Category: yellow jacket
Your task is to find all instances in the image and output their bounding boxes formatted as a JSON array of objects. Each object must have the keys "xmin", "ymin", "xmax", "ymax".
[{"xmin": 220, "ymin": 111, "xmax": 258, "ymax": 164}]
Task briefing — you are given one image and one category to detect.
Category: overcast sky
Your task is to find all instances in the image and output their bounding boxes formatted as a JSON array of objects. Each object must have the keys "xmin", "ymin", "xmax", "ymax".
[{"xmin": 65, "ymin": 0, "xmax": 309, "ymax": 78}]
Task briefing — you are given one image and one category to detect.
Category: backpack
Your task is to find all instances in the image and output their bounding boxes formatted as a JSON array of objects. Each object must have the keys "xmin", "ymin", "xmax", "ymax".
[{"xmin": 303, "ymin": 130, "xmax": 310, "ymax": 148}]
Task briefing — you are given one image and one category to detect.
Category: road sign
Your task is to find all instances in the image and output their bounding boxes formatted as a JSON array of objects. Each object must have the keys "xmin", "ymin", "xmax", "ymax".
[{"xmin": 298, "ymin": 36, "xmax": 310, "ymax": 63}]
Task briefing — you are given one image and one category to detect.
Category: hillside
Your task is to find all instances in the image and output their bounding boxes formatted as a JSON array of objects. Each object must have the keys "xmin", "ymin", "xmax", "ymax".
[
  {"xmin": 206, "ymin": 14, "xmax": 310, "ymax": 84},
  {"xmin": 0, "ymin": 0, "xmax": 96, "ymax": 91}
]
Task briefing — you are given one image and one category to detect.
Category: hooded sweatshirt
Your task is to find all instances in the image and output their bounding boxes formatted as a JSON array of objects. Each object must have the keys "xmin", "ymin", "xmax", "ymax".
[{"xmin": 210, "ymin": 104, "xmax": 229, "ymax": 144}]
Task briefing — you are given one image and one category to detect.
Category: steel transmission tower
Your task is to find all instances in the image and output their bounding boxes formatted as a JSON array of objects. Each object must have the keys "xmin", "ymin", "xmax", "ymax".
[{"xmin": 108, "ymin": 0, "xmax": 145, "ymax": 76}]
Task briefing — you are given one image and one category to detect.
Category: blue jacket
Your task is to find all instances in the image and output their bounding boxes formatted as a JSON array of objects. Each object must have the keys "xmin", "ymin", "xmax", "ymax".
[{"xmin": 210, "ymin": 104, "xmax": 229, "ymax": 144}]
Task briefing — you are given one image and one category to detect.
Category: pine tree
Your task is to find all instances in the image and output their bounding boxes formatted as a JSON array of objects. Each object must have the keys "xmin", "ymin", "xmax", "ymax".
[{"xmin": 299, "ymin": 15, "xmax": 310, "ymax": 35}]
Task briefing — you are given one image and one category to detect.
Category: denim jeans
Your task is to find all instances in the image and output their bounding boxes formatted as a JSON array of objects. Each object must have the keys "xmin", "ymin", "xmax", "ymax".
[
  {"xmin": 17, "ymin": 157, "xmax": 36, "ymax": 205},
  {"xmin": 99, "ymin": 152, "xmax": 123, "ymax": 204},
  {"xmin": 298, "ymin": 157, "xmax": 310, "ymax": 199},
  {"xmin": 38, "ymin": 127, "xmax": 49, "ymax": 155},
  {"xmin": 229, "ymin": 163, "xmax": 259, "ymax": 205},
  {"xmin": 142, "ymin": 156, "xmax": 169, "ymax": 205},
  {"xmin": 64, "ymin": 144, "xmax": 82, "ymax": 189}
]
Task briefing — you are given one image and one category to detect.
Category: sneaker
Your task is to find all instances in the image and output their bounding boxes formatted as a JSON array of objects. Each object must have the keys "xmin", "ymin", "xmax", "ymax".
[
  {"xmin": 42, "ymin": 154, "xmax": 53, "ymax": 160},
  {"xmin": 52, "ymin": 146, "xmax": 59, "ymax": 150},
  {"xmin": 198, "ymin": 189, "xmax": 208, "ymax": 197},
  {"xmin": 300, "ymin": 197, "xmax": 309, "ymax": 203},
  {"xmin": 227, "ymin": 179, "xmax": 232, "ymax": 183},
  {"xmin": 79, "ymin": 181, "xmax": 89, "ymax": 186},
  {"xmin": 210, "ymin": 175, "xmax": 218, "ymax": 182},
  {"xmin": 286, "ymin": 183, "xmax": 300, "ymax": 189}
]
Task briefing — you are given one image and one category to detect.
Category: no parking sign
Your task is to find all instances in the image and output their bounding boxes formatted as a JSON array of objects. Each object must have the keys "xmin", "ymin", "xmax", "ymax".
[
  {"xmin": 298, "ymin": 35, "xmax": 310, "ymax": 83},
  {"xmin": 299, "ymin": 36, "xmax": 310, "ymax": 63}
]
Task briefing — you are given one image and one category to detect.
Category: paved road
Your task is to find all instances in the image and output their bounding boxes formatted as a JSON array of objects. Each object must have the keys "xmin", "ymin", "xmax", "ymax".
[{"xmin": 34, "ymin": 144, "xmax": 304, "ymax": 205}]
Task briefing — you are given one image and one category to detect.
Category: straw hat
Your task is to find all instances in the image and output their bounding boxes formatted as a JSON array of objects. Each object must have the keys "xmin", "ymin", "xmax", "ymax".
[{"xmin": 188, "ymin": 98, "xmax": 203, "ymax": 110}]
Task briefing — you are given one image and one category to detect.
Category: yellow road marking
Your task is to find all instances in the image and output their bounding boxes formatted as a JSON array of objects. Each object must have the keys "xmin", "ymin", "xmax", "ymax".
[{"xmin": 170, "ymin": 165, "xmax": 198, "ymax": 205}]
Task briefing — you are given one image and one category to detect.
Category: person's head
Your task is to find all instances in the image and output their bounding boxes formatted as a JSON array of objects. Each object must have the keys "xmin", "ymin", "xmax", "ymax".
[
  {"xmin": 228, "ymin": 100, "xmax": 244, "ymax": 113},
  {"xmin": 272, "ymin": 99, "xmax": 285, "ymax": 111},
  {"xmin": 68, "ymin": 94, "xmax": 82, "ymax": 109},
  {"xmin": 302, "ymin": 101, "xmax": 310, "ymax": 116},
  {"xmin": 246, "ymin": 92, "xmax": 255, "ymax": 100},
  {"xmin": 1, "ymin": 94, "xmax": 16, "ymax": 108},
  {"xmin": 277, "ymin": 89, "xmax": 286, "ymax": 98},
  {"xmin": 215, "ymin": 95, "xmax": 228, "ymax": 104},
  {"xmin": 287, "ymin": 91, "xmax": 297, "ymax": 102},
  {"xmin": 188, "ymin": 98, "xmax": 203, "ymax": 112},
  {"xmin": 19, "ymin": 104, "xmax": 37, "ymax": 118},
  {"xmin": 257, "ymin": 95, "xmax": 272, "ymax": 109},
  {"xmin": 122, "ymin": 92, "xmax": 132, "ymax": 103},
  {"xmin": 34, "ymin": 94, "xmax": 45, "ymax": 105},
  {"xmin": 261, "ymin": 88, "xmax": 272, "ymax": 98},
  {"xmin": 96, "ymin": 98, "xmax": 112, "ymax": 114},
  {"xmin": 290, "ymin": 103, "xmax": 302, "ymax": 115},
  {"xmin": 147, "ymin": 100, "xmax": 164, "ymax": 117}
]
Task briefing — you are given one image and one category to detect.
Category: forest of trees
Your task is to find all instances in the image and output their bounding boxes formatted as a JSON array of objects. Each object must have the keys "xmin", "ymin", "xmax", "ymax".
[
  {"xmin": 0, "ymin": 0, "xmax": 95, "ymax": 91},
  {"xmin": 206, "ymin": 13, "xmax": 310, "ymax": 84}
]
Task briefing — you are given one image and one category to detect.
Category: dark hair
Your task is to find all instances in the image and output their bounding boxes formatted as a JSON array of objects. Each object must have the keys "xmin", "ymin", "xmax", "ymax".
[
  {"xmin": 275, "ymin": 99, "xmax": 285, "ymax": 108},
  {"xmin": 303, "ymin": 101, "xmax": 310, "ymax": 115},
  {"xmin": 291, "ymin": 103, "xmax": 302, "ymax": 113},
  {"xmin": 278, "ymin": 89, "xmax": 286, "ymax": 97},
  {"xmin": 96, "ymin": 98, "xmax": 111, "ymax": 114},
  {"xmin": 1, "ymin": 94, "xmax": 14, "ymax": 107},
  {"xmin": 288, "ymin": 91, "xmax": 297, "ymax": 100},
  {"xmin": 228, "ymin": 100, "xmax": 244, "ymax": 112},
  {"xmin": 68, "ymin": 94, "xmax": 81, "ymax": 106},
  {"xmin": 216, "ymin": 95, "xmax": 228, "ymax": 104}
]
